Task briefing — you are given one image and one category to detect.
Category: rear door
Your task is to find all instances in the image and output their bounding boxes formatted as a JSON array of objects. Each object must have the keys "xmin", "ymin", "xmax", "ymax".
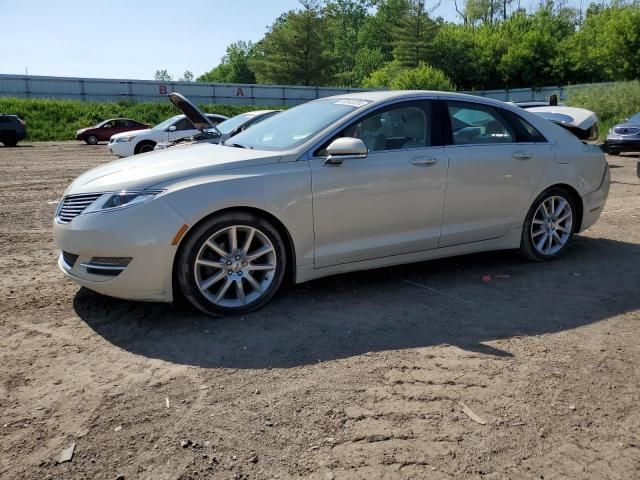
[{"xmin": 439, "ymin": 99, "xmax": 553, "ymax": 247}]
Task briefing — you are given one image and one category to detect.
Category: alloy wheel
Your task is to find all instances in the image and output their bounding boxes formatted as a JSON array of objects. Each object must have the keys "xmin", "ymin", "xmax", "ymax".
[
  {"xmin": 530, "ymin": 195, "xmax": 573, "ymax": 256},
  {"xmin": 193, "ymin": 225, "xmax": 277, "ymax": 308}
]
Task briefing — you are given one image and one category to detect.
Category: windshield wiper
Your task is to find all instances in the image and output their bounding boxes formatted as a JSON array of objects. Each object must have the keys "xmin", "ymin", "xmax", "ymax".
[{"xmin": 226, "ymin": 142, "xmax": 247, "ymax": 149}]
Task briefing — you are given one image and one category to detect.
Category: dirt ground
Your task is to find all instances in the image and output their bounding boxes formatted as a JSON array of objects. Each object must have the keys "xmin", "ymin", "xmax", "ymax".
[{"xmin": 0, "ymin": 142, "xmax": 638, "ymax": 480}]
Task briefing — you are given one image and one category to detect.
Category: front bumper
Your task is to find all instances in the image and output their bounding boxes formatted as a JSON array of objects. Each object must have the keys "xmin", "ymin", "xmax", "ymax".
[
  {"xmin": 580, "ymin": 164, "xmax": 610, "ymax": 232},
  {"xmin": 604, "ymin": 138, "xmax": 640, "ymax": 152},
  {"xmin": 53, "ymin": 197, "xmax": 187, "ymax": 302},
  {"xmin": 108, "ymin": 140, "xmax": 134, "ymax": 157}
]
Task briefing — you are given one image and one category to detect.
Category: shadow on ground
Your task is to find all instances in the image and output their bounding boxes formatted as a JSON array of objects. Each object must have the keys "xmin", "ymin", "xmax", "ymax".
[{"xmin": 74, "ymin": 236, "xmax": 640, "ymax": 368}]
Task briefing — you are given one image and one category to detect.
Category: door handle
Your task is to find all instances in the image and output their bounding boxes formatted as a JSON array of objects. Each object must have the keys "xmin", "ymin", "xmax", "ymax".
[
  {"xmin": 512, "ymin": 151, "xmax": 533, "ymax": 160},
  {"xmin": 410, "ymin": 157, "xmax": 438, "ymax": 166}
]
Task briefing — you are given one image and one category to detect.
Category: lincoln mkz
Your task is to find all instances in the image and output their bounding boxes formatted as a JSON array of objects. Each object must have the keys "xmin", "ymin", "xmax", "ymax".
[{"xmin": 54, "ymin": 91, "xmax": 610, "ymax": 315}]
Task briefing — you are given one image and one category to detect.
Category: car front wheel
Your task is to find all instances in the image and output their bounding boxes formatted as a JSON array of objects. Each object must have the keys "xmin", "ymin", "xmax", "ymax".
[
  {"xmin": 86, "ymin": 134, "xmax": 99, "ymax": 145},
  {"xmin": 176, "ymin": 212, "xmax": 287, "ymax": 316},
  {"xmin": 520, "ymin": 188, "xmax": 577, "ymax": 261}
]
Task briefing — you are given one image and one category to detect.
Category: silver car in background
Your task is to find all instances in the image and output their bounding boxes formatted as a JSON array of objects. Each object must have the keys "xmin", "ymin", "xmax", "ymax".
[{"xmin": 53, "ymin": 91, "xmax": 610, "ymax": 316}]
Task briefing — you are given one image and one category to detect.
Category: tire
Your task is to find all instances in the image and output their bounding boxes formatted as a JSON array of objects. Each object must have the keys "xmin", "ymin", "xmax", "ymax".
[
  {"xmin": 607, "ymin": 150, "xmax": 620, "ymax": 156},
  {"xmin": 1, "ymin": 133, "xmax": 18, "ymax": 147},
  {"xmin": 520, "ymin": 187, "xmax": 577, "ymax": 261},
  {"xmin": 86, "ymin": 134, "xmax": 99, "ymax": 145},
  {"xmin": 176, "ymin": 212, "xmax": 287, "ymax": 316},
  {"xmin": 135, "ymin": 141, "xmax": 155, "ymax": 154}
]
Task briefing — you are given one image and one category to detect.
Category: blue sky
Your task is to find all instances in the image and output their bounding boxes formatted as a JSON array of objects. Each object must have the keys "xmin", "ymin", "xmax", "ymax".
[{"xmin": 1, "ymin": 0, "xmax": 580, "ymax": 80}]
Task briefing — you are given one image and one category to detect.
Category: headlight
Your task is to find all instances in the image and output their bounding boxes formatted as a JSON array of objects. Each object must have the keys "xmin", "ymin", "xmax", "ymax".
[
  {"xmin": 115, "ymin": 135, "xmax": 136, "ymax": 142},
  {"xmin": 83, "ymin": 190, "xmax": 163, "ymax": 214},
  {"xmin": 607, "ymin": 128, "xmax": 613, "ymax": 135}
]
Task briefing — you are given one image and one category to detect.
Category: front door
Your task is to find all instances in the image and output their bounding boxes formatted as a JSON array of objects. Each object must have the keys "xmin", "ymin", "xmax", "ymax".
[{"xmin": 309, "ymin": 100, "xmax": 448, "ymax": 268}]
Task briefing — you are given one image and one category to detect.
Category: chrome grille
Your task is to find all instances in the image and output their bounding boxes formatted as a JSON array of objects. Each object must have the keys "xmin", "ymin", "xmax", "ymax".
[
  {"xmin": 56, "ymin": 193, "xmax": 102, "ymax": 223},
  {"xmin": 614, "ymin": 126, "xmax": 640, "ymax": 136}
]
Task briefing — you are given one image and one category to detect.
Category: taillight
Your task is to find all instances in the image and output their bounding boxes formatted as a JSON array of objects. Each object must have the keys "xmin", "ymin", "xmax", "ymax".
[{"xmin": 19, "ymin": 119, "xmax": 26, "ymax": 126}]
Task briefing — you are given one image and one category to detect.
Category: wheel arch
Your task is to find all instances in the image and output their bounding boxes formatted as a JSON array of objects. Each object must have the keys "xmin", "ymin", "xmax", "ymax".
[
  {"xmin": 537, "ymin": 183, "xmax": 584, "ymax": 232},
  {"xmin": 171, "ymin": 206, "xmax": 297, "ymax": 300},
  {"xmin": 134, "ymin": 139, "xmax": 157, "ymax": 154}
]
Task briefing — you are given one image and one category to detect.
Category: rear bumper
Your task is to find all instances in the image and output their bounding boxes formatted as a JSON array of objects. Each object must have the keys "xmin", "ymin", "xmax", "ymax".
[{"xmin": 580, "ymin": 164, "xmax": 610, "ymax": 232}]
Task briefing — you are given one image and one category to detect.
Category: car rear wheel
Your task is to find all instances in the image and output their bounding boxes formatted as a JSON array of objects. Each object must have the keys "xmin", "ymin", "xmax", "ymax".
[
  {"xmin": 1, "ymin": 133, "xmax": 18, "ymax": 147},
  {"xmin": 520, "ymin": 188, "xmax": 576, "ymax": 261},
  {"xmin": 86, "ymin": 134, "xmax": 99, "ymax": 145},
  {"xmin": 135, "ymin": 141, "xmax": 155, "ymax": 154},
  {"xmin": 176, "ymin": 212, "xmax": 287, "ymax": 316}
]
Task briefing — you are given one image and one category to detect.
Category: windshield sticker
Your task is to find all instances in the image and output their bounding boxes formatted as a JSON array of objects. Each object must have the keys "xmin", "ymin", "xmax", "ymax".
[{"xmin": 334, "ymin": 99, "xmax": 370, "ymax": 107}]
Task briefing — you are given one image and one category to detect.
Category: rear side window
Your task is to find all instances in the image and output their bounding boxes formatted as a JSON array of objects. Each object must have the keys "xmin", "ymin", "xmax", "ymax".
[
  {"xmin": 447, "ymin": 101, "xmax": 515, "ymax": 145},
  {"xmin": 0, "ymin": 117, "xmax": 12, "ymax": 124},
  {"xmin": 500, "ymin": 109, "xmax": 547, "ymax": 142}
]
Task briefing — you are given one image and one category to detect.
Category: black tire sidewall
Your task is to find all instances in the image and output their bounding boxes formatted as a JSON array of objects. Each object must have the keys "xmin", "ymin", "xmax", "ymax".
[
  {"xmin": 136, "ymin": 141, "xmax": 155, "ymax": 154},
  {"xmin": 521, "ymin": 187, "xmax": 577, "ymax": 261},
  {"xmin": 176, "ymin": 213, "xmax": 287, "ymax": 316},
  {"xmin": 87, "ymin": 135, "xmax": 98, "ymax": 145}
]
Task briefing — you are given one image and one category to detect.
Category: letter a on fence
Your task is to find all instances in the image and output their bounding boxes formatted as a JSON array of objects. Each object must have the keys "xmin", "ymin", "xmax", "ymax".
[{"xmin": 236, "ymin": 87, "xmax": 244, "ymax": 97}]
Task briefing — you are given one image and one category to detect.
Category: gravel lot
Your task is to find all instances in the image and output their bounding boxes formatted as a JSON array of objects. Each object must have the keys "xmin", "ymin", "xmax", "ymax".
[{"xmin": 1, "ymin": 142, "xmax": 639, "ymax": 480}]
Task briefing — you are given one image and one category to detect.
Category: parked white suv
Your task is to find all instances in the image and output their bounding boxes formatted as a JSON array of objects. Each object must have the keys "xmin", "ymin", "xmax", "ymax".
[{"xmin": 108, "ymin": 113, "xmax": 227, "ymax": 157}]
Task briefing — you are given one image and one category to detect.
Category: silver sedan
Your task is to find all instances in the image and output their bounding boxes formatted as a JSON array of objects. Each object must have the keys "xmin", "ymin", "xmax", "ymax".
[{"xmin": 53, "ymin": 91, "xmax": 610, "ymax": 316}]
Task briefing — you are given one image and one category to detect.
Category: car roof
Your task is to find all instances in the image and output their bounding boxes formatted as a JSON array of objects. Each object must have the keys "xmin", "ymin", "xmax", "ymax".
[{"xmin": 323, "ymin": 90, "xmax": 519, "ymax": 110}]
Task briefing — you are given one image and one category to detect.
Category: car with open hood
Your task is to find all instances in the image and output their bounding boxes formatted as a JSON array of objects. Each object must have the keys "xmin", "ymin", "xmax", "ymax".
[
  {"xmin": 154, "ymin": 93, "xmax": 280, "ymax": 150},
  {"xmin": 604, "ymin": 112, "xmax": 640, "ymax": 155},
  {"xmin": 526, "ymin": 106, "xmax": 599, "ymax": 141},
  {"xmin": 108, "ymin": 111, "xmax": 227, "ymax": 156},
  {"xmin": 54, "ymin": 90, "xmax": 609, "ymax": 316}
]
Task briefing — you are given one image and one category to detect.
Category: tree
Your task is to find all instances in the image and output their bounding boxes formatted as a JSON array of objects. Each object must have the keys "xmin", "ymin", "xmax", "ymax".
[
  {"xmin": 362, "ymin": 60, "xmax": 454, "ymax": 91},
  {"xmin": 179, "ymin": 70, "xmax": 194, "ymax": 82},
  {"xmin": 250, "ymin": 0, "xmax": 331, "ymax": 86},
  {"xmin": 391, "ymin": 0, "xmax": 438, "ymax": 68},
  {"xmin": 390, "ymin": 63, "xmax": 455, "ymax": 90},
  {"xmin": 154, "ymin": 69, "xmax": 172, "ymax": 82},
  {"xmin": 198, "ymin": 41, "xmax": 256, "ymax": 84},
  {"xmin": 324, "ymin": 0, "xmax": 372, "ymax": 86}
]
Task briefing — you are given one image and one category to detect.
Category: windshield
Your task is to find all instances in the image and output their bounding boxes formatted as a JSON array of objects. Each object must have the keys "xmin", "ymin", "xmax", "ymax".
[
  {"xmin": 228, "ymin": 99, "xmax": 369, "ymax": 150},
  {"xmin": 216, "ymin": 113, "xmax": 255, "ymax": 135},
  {"xmin": 628, "ymin": 112, "xmax": 640, "ymax": 123},
  {"xmin": 153, "ymin": 117, "xmax": 180, "ymax": 130}
]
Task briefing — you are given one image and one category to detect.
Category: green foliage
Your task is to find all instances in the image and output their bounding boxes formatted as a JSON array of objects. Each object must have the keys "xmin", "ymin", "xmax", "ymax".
[
  {"xmin": 192, "ymin": 1, "xmax": 640, "ymax": 91},
  {"xmin": 153, "ymin": 70, "xmax": 172, "ymax": 82},
  {"xmin": 362, "ymin": 61, "xmax": 454, "ymax": 91},
  {"xmin": 566, "ymin": 81, "xmax": 640, "ymax": 140},
  {"xmin": 250, "ymin": 1, "xmax": 331, "ymax": 86},
  {"xmin": 558, "ymin": 3, "xmax": 640, "ymax": 83},
  {"xmin": 390, "ymin": 64, "xmax": 455, "ymax": 91},
  {"xmin": 0, "ymin": 98, "xmax": 279, "ymax": 141},
  {"xmin": 391, "ymin": 0, "xmax": 438, "ymax": 68},
  {"xmin": 197, "ymin": 41, "xmax": 256, "ymax": 84}
]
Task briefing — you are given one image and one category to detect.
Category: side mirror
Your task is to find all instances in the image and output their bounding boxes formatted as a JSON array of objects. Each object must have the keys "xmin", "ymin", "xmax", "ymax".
[
  {"xmin": 167, "ymin": 125, "xmax": 177, "ymax": 132},
  {"xmin": 324, "ymin": 137, "xmax": 368, "ymax": 166}
]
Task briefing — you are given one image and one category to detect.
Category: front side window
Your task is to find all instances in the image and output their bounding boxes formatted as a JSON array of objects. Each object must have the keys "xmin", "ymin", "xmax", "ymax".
[
  {"xmin": 316, "ymin": 101, "xmax": 431, "ymax": 155},
  {"xmin": 102, "ymin": 120, "xmax": 116, "ymax": 129},
  {"xmin": 448, "ymin": 102, "xmax": 514, "ymax": 145}
]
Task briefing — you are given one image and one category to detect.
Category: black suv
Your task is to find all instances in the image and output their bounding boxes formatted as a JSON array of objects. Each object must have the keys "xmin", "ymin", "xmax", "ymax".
[{"xmin": 0, "ymin": 114, "xmax": 27, "ymax": 146}]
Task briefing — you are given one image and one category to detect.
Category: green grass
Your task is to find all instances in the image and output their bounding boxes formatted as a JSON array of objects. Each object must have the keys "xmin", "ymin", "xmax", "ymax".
[
  {"xmin": 565, "ymin": 81, "xmax": 640, "ymax": 140},
  {"xmin": 0, "ymin": 97, "xmax": 281, "ymax": 141}
]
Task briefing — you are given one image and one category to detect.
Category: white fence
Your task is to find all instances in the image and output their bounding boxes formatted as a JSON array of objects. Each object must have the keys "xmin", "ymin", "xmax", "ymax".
[{"xmin": 0, "ymin": 73, "xmax": 602, "ymax": 106}]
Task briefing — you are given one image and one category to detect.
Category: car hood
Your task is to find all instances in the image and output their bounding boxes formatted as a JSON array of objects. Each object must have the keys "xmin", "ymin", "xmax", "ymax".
[
  {"xmin": 65, "ymin": 143, "xmax": 282, "ymax": 195},
  {"xmin": 110, "ymin": 128, "xmax": 150, "ymax": 139},
  {"xmin": 528, "ymin": 106, "xmax": 598, "ymax": 130}
]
